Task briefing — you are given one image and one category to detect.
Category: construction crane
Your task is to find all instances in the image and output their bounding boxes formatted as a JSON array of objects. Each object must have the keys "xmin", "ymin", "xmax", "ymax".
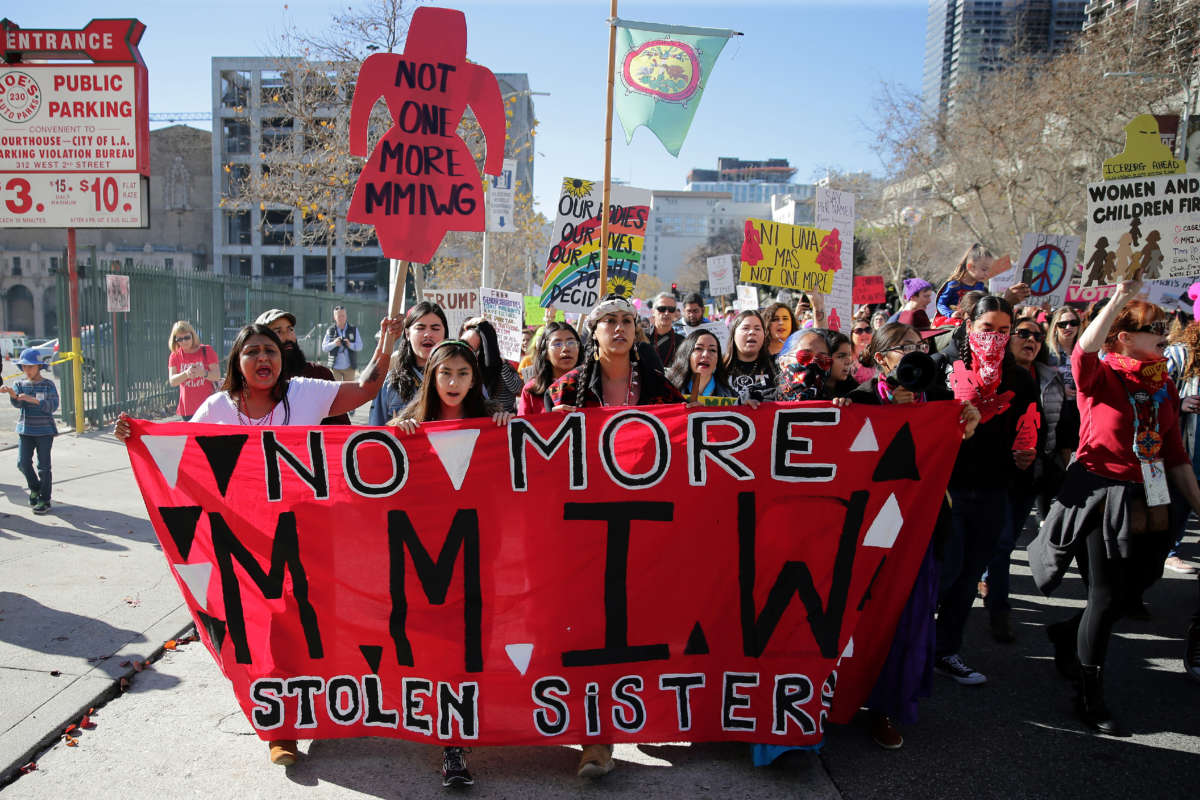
[{"xmin": 148, "ymin": 112, "xmax": 212, "ymax": 122}]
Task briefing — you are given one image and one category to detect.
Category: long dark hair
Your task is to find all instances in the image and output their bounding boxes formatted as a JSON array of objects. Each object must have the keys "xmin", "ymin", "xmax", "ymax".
[
  {"xmin": 666, "ymin": 329, "xmax": 729, "ymax": 393},
  {"xmin": 723, "ymin": 310, "xmax": 774, "ymax": 375},
  {"xmin": 953, "ymin": 294, "xmax": 1013, "ymax": 368},
  {"xmin": 462, "ymin": 318, "xmax": 505, "ymax": 396},
  {"xmin": 220, "ymin": 324, "xmax": 292, "ymax": 423},
  {"xmin": 866, "ymin": 322, "xmax": 919, "ymax": 369},
  {"xmin": 398, "ymin": 340, "xmax": 495, "ymax": 422},
  {"xmin": 761, "ymin": 302, "xmax": 797, "ymax": 341},
  {"xmin": 530, "ymin": 321, "xmax": 581, "ymax": 395},
  {"xmin": 386, "ymin": 302, "xmax": 449, "ymax": 402}
]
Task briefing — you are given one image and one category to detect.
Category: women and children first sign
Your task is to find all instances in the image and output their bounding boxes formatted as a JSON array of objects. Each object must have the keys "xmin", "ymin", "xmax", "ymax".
[{"xmin": 126, "ymin": 403, "xmax": 963, "ymax": 747}]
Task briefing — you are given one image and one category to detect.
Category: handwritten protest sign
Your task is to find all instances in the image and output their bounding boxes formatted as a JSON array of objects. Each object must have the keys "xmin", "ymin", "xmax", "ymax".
[
  {"xmin": 706, "ymin": 254, "xmax": 737, "ymax": 297},
  {"xmin": 852, "ymin": 276, "xmax": 885, "ymax": 305},
  {"xmin": 422, "ymin": 288, "xmax": 479, "ymax": 336},
  {"xmin": 541, "ymin": 178, "xmax": 650, "ymax": 314},
  {"xmin": 740, "ymin": 218, "xmax": 837, "ymax": 295},
  {"xmin": 734, "ymin": 284, "xmax": 758, "ymax": 311},
  {"xmin": 814, "ymin": 188, "xmax": 854, "ymax": 332},
  {"xmin": 106, "ymin": 274, "xmax": 130, "ymax": 313},
  {"xmin": 480, "ymin": 287, "xmax": 524, "ymax": 361},
  {"xmin": 1084, "ymin": 175, "xmax": 1200, "ymax": 284},
  {"xmin": 990, "ymin": 233, "xmax": 1080, "ymax": 308},
  {"xmin": 347, "ymin": 7, "xmax": 506, "ymax": 263},
  {"xmin": 125, "ymin": 402, "xmax": 962, "ymax": 746}
]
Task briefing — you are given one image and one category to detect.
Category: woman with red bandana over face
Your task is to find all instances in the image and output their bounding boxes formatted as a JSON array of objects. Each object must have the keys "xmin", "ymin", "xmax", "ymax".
[
  {"xmin": 1030, "ymin": 276, "xmax": 1200, "ymax": 733},
  {"xmin": 927, "ymin": 296, "xmax": 1038, "ymax": 689}
]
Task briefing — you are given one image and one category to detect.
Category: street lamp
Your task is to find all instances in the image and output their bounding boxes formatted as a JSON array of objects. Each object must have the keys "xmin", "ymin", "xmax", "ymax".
[{"xmin": 1103, "ymin": 71, "xmax": 1194, "ymax": 163}]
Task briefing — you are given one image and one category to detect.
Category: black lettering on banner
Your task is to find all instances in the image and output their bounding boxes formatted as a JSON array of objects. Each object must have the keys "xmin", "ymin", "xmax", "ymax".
[
  {"xmin": 263, "ymin": 430, "xmax": 329, "ymax": 501},
  {"xmin": 250, "ymin": 679, "xmax": 285, "ymax": 729},
  {"xmin": 561, "ymin": 502, "xmax": 672, "ymax": 666},
  {"xmin": 771, "ymin": 408, "xmax": 839, "ymax": 481},
  {"xmin": 343, "ymin": 430, "xmax": 408, "ymax": 497},
  {"xmin": 612, "ymin": 676, "xmax": 647, "ymax": 733},
  {"xmin": 210, "ymin": 511, "xmax": 323, "ymax": 664},
  {"xmin": 362, "ymin": 675, "xmax": 400, "ymax": 728},
  {"xmin": 532, "ymin": 676, "xmax": 570, "ymax": 736},
  {"xmin": 688, "ymin": 412, "xmax": 755, "ymax": 485},
  {"xmin": 585, "ymin": 681, "xmax": 601, "ymax": 736},
  {"xmin": 388, "ymin": 509, "xmax": 482, "ymax": 672},
  {"xmin": 772, "ymin": 674, "xmax": 817, "ymax": 735},
  {"xmin": 722, "ymin": 672, "xmax": 759, "ymax": 731},
  {"xmin": 738, "ymin": 491, "xmax": 868, "ymax": 658},
  {"xmin": 599, "ymin": 410, "xmax": 671, "ymax": 488},
  {"xmin": 659, "ymin": 673, "xmax": 705, "ymax": 731},
  {"xmin": 326, "ymin": 675, "xmax": 362, "ymax": 725},
  {"xmin": 403, "ymin": 678, "xmax": 434, "ymax": 735},
  {"xmin": 508, "ymin": 413, "xmax": 586, "ymax": 491},
  {"xmin": 286, "ymin": 676, "xmax": 325, "ymax": 728},
  {"xmin": 438, "ymin": 682, "xmax": 479, "ymax": 739}
]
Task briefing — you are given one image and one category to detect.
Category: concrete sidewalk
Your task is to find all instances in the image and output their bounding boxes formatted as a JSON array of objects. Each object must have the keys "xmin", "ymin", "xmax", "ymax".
[{"xmin": 0, "ymin": 428, "xmax": 194, "ymax": 784}]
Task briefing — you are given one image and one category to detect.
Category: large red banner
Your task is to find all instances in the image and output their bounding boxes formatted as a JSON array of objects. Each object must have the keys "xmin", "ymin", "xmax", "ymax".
[{"xmin": 126, "ymin": 402, "xmax": 962, "ymax": 746}]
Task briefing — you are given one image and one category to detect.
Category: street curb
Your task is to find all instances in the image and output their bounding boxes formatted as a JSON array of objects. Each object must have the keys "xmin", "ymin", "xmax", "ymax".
[{"xmin": 0, "ymin": 605, "xmax": 195, "ymax": 788}]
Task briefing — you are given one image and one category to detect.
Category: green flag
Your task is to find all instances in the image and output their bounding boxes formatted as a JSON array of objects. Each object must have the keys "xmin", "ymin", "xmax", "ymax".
[{"xmin": 612, "ymin": 18, "xmax": 737, "ymax": 157}]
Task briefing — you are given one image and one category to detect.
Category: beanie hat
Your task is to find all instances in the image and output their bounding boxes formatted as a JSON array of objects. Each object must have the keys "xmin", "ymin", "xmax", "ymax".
[{"xmin": 903, "ymin": 278, "xmax": 933, "ymax": 301}]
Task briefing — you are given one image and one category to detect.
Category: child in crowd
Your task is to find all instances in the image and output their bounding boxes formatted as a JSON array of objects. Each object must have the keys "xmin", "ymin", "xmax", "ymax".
[{"xmin": 2, "ymin": 349, "xmax": 60, "ymax": 514}]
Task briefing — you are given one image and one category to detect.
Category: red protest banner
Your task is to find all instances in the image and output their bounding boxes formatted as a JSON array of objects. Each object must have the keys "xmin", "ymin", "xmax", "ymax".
[
  {"xmin": 347, "ymin": 6, "xmax": 505, "ymax": 263},
  {"xmin": 852, "ymin": 275, "xmax": 886, "ymax": 305},
  {"xmin": 126, "ymin": 402, "xmax": 961, "ymax": 747}
]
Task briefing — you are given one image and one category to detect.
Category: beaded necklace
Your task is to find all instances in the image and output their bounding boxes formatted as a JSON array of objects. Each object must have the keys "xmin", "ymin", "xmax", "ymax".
[{"xmin": 236, "ymin": 392, "xmax": 277, "ymax": 426}]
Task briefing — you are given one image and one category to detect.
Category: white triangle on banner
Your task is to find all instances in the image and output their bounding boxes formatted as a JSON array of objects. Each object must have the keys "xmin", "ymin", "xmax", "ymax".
[
  {"xmin": 427, "ymin": 429, "xmax": 480, "ymax": 490},
  {"xmin": 174, "ymin": 562, "xmax": 213, "ymax": 609},
  {"xmin": 849, "ymin": 419, "xmax": 878, "ymax": 452},
  {"xmin": 863, "ymin": 494, "xmax": 904, "ymax": 548},
  {"xmin": 841, "ymin": 637, "xmax": 855, "ymax": 658},
  {"xmin": 143, "ymin": 435, "xmax": 189, "ymax": 489},
  {"xmin": 505, "ymin": 643, "xmax": 533, "ymax": 676}
]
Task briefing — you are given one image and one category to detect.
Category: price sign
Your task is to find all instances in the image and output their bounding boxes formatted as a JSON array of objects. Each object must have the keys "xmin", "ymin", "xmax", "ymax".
[{"xmin": 0, "ymin": 173, "xmax": 147, "ymax": 227}]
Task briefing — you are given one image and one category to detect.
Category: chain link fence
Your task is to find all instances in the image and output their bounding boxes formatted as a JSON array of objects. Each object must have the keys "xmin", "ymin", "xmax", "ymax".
[{"xmin": 55, "ymin": 264, "xmax": 385, "ymax": 428}]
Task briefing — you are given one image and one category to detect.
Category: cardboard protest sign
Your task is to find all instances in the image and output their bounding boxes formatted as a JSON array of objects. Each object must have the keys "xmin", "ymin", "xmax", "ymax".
[
  {"xmin": 1084, "ymin": 174, "xmax": 1200, "ymax": 284},
  {"xmin": 347, "ymin": 7, "xmax": 506, "ymax": 263},
  {"xmin": 814, "ymin": 188, "xmax": 855, "ymax": 333},
  {"xmin": 125, "ymin": 402, "xmax": 962, "ymax": 746},
  {"xmin": 480, "ymin": 287, "xmax": 524, "ymax": 361},
  {"xmin": 680, "ymin": 320, "xmax": 730, "ymax": 349},
  {"xmin": 422, "ymin": 288, "xmax": 479, "ymax": 336},
  {"xmin": 734, "ymin": 284, "xmax": 758, "ymax": 312},
  {"xmin": 707, "ymin": 254, "xmax": 737, "ymax": 297},
  {"xmin": 740, "ymin": 218, "xmax": 838, "ymax": 295},
  {"xmin": 990, "ymin": 233, "xmax": 1080, "ymax": 308},
  {"xmin": 541, "ymin": 178, "xmax": 650, "ymax": 314},
  {"xmin": 852, "ymin": 276, "xmax": 885, "ymax": 305},
  {"xmin": 1102, "ymin": 114, "xmax": 1186, "ymax": 181}
]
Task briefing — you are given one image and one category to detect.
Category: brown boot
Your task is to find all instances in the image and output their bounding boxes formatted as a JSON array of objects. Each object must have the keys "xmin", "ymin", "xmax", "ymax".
[
  {"xmin": 577, "ymin": 743, "xmax": 615, "ymax": 778},
  {"xmin": 268, "ymin": 739, "xmax": 299, "ymax": 766}
]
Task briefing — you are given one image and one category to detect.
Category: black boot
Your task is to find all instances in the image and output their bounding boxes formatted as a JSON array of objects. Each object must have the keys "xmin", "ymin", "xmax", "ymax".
[
  {"xmin": 1076, "ymin": 664, "xmax": 1121, "ymax": 735},
  {"xmin": 1046, "ymin": 617, "xmax": 1080, "ymax": 681}
]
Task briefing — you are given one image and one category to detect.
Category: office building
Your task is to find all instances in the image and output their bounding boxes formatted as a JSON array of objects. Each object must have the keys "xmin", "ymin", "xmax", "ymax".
[
  {"xmin": 686, "ymin": 157, "xmax": 814, "ymax": 205},
  {"xmin": 923, "ymin": 1, "xmax": 1088, "ymax": 116}
]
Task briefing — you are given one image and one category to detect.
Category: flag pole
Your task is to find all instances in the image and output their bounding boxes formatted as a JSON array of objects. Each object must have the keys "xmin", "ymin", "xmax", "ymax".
[{"xmin": 598, "ymin": 0, "xmax": 618, "ymax": 298}]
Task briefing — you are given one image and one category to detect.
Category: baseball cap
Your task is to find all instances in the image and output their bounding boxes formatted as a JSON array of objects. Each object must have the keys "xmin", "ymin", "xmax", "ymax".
[{"xmin": 255, "ymin": 309, "xmax": 296, "ymax": 327}]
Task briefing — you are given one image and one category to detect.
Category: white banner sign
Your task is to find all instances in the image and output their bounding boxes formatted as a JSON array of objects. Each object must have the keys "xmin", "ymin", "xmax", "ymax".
[
  {"xmin": 706, "ymin": 254, "xmax": 736, "ymax": 297},
  {"xmin": 814, "ymin": 187, "xmax": 854, "ymax": 333},
  {"xmin": 479, "ymin": 286, "xmax": 524, "ymax": 361},
  {"xmin": 486, "ymin": 158, "xmax": 517, "ymax": 233},
  {"xmin": 1084, "ymin": 174, "xmax": 1200, "ymax": 284},
  {"xmin": 422, "ymin": 288, "xmax": 479, "ymax": 337},
  {"xmin": 734, "ymin": 284, "xmax": 758, "ymax": 311}
]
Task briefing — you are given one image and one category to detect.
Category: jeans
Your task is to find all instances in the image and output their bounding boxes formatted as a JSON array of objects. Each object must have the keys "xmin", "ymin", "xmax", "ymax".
[
  {"xmin": 1168, "ymin": 491, "xmax": 1192, "ymax": 560},
  {"xmin": 937, "ymin": 487, "xmax": 1008, "ymax": 658},
  {"xmin": 17, "ymin": 434, "xmax": 53, "ymax": 502},
  {"xmin": 984, "ymin": 487, "xmax": 1038, "ymax": 618}
]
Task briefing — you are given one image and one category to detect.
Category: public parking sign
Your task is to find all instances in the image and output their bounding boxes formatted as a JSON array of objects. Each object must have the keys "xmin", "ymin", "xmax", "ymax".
[{"xmin": 0, "ymin": 20, "xmax": 149, "ymax": 228}]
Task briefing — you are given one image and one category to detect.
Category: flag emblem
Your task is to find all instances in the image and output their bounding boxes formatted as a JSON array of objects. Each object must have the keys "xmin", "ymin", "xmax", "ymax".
[{"xmin": 622, "ymin": 41, "xmax": 701, "ymax": 103}]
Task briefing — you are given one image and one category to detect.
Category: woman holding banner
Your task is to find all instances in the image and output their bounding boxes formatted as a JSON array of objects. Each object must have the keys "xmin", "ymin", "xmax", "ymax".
[
  {"xmin": 666, "ymin": 329, "xmax": 736, "ymax": 399},
  {"xmin": 762, "ymin": 302, "xmax": 796, "ymax": 360},
  {"xmin": 368, "ymin": 302, "xmax": 448, "ymax": 425},
  {"xmin": 460, "ymin": 318, "xmax": 524, "ymax": 413},
  {"xmin": 516, "ymin": 321, "xmax": 581, "ymax": 414},
  {"xmin": 724, "ymin": 310, "xmax": 778, "ymax": 401}
]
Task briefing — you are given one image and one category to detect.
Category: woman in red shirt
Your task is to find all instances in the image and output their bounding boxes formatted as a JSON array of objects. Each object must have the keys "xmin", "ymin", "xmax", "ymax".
[
  {"xmin": 1031, "ymin": 276, "xmax": 1200, "ymax": 734},
  {"xmin": 167, "ymin": 321, "xmax": 220, "ymax": 421}
]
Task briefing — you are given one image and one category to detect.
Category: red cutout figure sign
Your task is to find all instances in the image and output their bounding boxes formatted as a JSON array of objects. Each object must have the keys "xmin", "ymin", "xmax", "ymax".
[{"xmin": 347, "ymin": 7, "xmax": 506, "ymax": 263}]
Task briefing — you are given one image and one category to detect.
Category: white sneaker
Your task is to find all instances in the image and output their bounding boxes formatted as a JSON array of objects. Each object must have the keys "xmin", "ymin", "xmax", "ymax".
[
  {"xmin": 934, "ymin": 654, "xmax": 987, "ymax": 685},
  {"xmin": 1164, "ymin": 556, "xmax": 1198, "ymax": 574}
]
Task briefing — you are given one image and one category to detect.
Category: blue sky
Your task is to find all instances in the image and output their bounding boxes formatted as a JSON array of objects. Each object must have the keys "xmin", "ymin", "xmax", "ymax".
[{"xmin": 28, "ymin": 1, "xmax": 928, "ymax": 214}]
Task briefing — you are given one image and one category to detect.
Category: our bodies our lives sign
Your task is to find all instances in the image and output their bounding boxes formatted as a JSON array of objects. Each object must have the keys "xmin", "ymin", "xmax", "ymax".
[{"xmin": 126, "ymin": 402, "xmax": 962, "ymax": 747}]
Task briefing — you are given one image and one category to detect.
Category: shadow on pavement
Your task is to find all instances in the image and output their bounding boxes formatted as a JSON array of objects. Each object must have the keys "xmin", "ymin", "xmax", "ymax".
[{"xmin": 0, "ymin": 591, "xmax": 148, "ymax": 661}]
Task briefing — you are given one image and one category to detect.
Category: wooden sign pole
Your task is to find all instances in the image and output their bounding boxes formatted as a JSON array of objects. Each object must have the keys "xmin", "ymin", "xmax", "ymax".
[{"xmin": 598, "ymin": 0, "xmax": 619, "ymax": 298}]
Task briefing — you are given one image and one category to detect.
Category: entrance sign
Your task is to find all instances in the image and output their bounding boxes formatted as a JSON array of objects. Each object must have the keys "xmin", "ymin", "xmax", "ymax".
[{"xmin": 125, "ymin": 402, "xmax": 963, "ymax": 746}]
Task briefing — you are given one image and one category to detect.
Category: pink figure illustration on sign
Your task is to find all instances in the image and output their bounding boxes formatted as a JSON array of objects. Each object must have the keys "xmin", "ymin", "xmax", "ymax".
[
  {"xmin": 815, "ymin": 228, "xmax": 842, "ymax": 273},
  {"xmin": 741, "ymin": 220, "xmax": 763, "ymax": 265},
  {"xmin": 347, "ymin": 7, "xmax": 505, "ymax": 263},
  {"xmin": 827, "ymin": 307, "xmax": 842, "ymax": 333}
]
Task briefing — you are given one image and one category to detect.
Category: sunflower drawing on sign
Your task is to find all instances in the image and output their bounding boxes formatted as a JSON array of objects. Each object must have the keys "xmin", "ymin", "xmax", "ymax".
[{"xmin": 563, "ymin": 178, "xmax": 594, "ymax": 199}]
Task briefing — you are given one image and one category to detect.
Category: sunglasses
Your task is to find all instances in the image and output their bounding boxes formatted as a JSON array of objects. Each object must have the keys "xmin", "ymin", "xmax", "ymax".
[
  {"xmin": 1134, "ymin": 321, "xmax": 1169, "ymax": 336},
  {"xmin": 1014, "ymin": 329, "xmax": 1045, "ymax": 343},
  {"xmin": 852, "ymin": 327, "xmax": 871, "ymax": 335},
  {"xmin": 174, "ymin": 334, "xmax": 193, "ymax": 342},
  {"xmin": 1055, "ymin": 319, "xmax": 1080, "ymax": 329},
  {"xmin": 654, "ymin": 306, "xmax": 677, "ymax": 313}
]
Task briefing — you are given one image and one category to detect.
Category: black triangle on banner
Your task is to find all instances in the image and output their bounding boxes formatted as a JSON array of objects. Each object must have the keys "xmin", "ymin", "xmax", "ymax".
[
  {"xmin": 194, "ymin": 609, "xmax": 227, "ymax": 656},
  {"xmin": 158, "ymin": 506, "xmax": 203, "ymax": 560},
  {"xmin": 684, "ymin": 622, "xmax": 709, "ymax": 655},
  {"xmin": 872, "ymin": 423, "xmax": 920, "ymax": 482},
  {"xmin": 359, "ymin": 644, "xmax": 383, "ymax": 674},
  {"xmin": 195, "ymin": 434, "xmax": 249, "ymax": 496}
]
